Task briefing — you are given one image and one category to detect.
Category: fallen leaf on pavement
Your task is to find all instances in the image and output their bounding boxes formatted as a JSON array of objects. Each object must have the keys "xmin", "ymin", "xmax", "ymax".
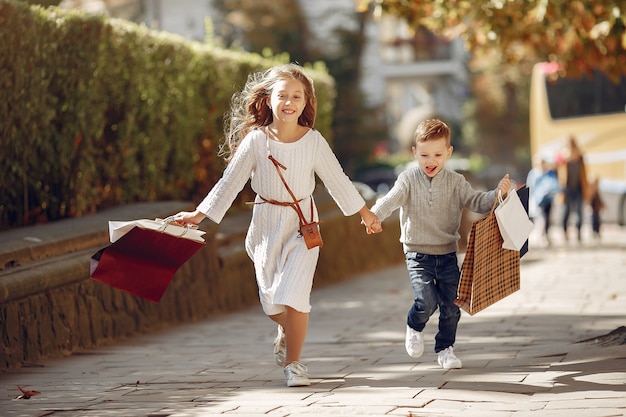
[{"xmin": 16, "ymin": 385, "xmax": 41, "ymax": 399}]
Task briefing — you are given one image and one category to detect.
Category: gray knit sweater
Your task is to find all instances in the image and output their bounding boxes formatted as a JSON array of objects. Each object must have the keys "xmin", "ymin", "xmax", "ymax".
[{"xmin": 371, "ymin": 166, "xmax": 497, "ymax": 255}]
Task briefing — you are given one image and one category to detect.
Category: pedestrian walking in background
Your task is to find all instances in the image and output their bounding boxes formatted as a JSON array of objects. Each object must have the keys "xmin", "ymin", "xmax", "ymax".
[
  {"xmin": 589, "ymin": 177, "xmax": 605, "ymax": 240},
  {"xmin": 530, "ymin": 157, "xmax": 560, "ymax": 246},
  {"xmin": 526, "ymin": 153, "xmax": 544, "ymax": 222},
  {"xmin": 367, "ymin": 119, "xmax": 510, "ymax": 369},
  {"xmin": 171, "ymin": 63, "xmax": 380, "ymax": 387},
  {"xmin": 556, "ymin": 135, "xmax": 589, "ymax": 242}
]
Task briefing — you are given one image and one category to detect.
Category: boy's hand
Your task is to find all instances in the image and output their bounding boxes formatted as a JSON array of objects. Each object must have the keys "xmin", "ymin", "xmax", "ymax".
[
  {"xmin": 497, "ymin": 174, "xmax": 511, "ymax": 198},
  {"xmin": 362, "ymin": 218, "xmax": 383, "ymax": 234},
  {"xmin": 359, "ymin": 208, "xmax": 382, "ymax": 234},
  {"xmin": 372, "ymin": 220, "xmax": 382, "ymax": 233}
]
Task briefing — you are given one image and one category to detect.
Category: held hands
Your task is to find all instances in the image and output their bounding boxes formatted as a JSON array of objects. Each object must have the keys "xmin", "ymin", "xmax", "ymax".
[
  {"xmin": 367, "ymin": 218, "xmax": 383, "ymax": 234},
  {"xmin": 360, "ymin": 207, "xmax": 382, "ymax": 234},
  {"xmin": 497, "ymin": 174, "xmax": 511, "ymax": 198}
]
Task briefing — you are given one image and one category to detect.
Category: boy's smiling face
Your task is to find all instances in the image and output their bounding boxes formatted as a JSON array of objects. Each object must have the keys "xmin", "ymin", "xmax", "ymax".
[{"xmin": 412, "ymin": 137, "xmax": 453, "ymax": 178}]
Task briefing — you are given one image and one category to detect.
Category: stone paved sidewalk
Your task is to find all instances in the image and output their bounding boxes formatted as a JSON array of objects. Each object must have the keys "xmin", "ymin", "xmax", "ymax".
[{"xmin": 1, "ymin": 225, "xmax": 625, "ymax": 417}]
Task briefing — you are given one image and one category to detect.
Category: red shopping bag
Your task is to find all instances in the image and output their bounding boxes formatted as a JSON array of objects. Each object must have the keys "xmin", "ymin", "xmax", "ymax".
[{"xmin": 90, "ymin": 221, "xmax": 205, "ymax": 303}]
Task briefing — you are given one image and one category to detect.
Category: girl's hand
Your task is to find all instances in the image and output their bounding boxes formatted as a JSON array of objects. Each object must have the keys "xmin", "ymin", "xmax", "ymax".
[
  {"xmin": 370, "ymin": 218, "xmax": 383, "ymax": 234},
  {"xmin": 359, "ymin": 207, "xmax": 382, "ymax": 234},
  {"xmin": 171, "ymin": 210, "xmax": 206, "ymax": 226},
  {"xmin": 361, "ymin": 218, "xmax": 382, "ymax": 234}
]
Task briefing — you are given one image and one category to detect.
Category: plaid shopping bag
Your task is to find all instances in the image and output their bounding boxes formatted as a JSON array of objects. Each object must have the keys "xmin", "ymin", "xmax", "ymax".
[{"xmin": 455, "ymin": 206, "xmax": 520, "ymax": 315}]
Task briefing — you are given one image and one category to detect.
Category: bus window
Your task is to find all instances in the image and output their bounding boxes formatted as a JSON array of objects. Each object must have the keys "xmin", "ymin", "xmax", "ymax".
[{"xmin": 544, "ymin": 71, "xmax": 626, "ymax": 119}]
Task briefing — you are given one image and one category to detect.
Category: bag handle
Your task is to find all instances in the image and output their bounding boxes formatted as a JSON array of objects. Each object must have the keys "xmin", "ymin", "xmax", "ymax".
[
  {"xmin": 158, "ymin": 217, "xmax": 195, "ymax": 237},
  {"xmin": 495, "ymin": 184, "xmax": 525, "ymax": 211}
]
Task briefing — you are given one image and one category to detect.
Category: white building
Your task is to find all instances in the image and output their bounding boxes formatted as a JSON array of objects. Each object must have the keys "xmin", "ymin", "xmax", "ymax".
[{"xmin": 375, "ymin": 14, "xmax": 469, "ymax": 147}]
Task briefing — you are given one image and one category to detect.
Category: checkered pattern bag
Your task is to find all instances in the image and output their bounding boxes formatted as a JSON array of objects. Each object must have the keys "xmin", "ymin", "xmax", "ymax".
[{"xmin": 454, "ymin": 205, "xmax": 520, "ymax": 315}]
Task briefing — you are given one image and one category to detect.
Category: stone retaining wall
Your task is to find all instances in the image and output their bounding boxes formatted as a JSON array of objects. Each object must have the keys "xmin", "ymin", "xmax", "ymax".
[{"xmin": 1, "ymin": 194, "xmax": 402, "ymax": 370}]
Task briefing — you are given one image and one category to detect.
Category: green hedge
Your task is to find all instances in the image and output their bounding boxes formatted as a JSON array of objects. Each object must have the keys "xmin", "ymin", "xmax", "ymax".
[{"xmin": 0, "ymin": 0, "xmax": 335, "ymax": 229}]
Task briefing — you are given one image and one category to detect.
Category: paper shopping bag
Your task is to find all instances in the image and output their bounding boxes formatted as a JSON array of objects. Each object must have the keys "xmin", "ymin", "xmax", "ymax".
[
  {"xmin": 495, "ymin": 187, "xmax": 534, "ymax": 251},
  {"xmin": 109, "ymin": 218, "xmax": 206, "ymax": 243},
  {"xmin": 517, "ymin": 186, "xmax": 530, "ymax": 258},
  {"xmin": 90, "ymin": 220, "xmax": 205, "ymax": 303},
  {"xmin": 455, "ymin": 208, "xmax": 520, "ymax": 315}
]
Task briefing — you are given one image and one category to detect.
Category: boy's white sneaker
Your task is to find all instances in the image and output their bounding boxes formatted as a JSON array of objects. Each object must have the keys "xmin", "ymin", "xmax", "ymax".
[
  {"xmin": 273, "ymin": 325, "xmax": 286, "ymax": 366},
  {"xmin": 284, "ymin": 361, "xmax": 310, "ymax": 387},
  {"xmin": 405, "ymin": 325, "xmax": 424, "ymax": 358},
  {"xmin": 438, "ymin": 346, "xmax": 462, "ymax": 369}
]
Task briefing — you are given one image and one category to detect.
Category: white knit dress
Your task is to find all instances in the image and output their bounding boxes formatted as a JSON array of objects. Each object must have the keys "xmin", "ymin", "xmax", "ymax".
[{"xmin": 197, "ymin": 129, "xmax": 366, "ymax": 314}]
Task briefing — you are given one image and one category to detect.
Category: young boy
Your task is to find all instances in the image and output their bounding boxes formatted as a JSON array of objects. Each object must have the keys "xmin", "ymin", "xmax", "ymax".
[{"xmin": 369, "ymin": 119, "xmax": 510, "ymax": 369}]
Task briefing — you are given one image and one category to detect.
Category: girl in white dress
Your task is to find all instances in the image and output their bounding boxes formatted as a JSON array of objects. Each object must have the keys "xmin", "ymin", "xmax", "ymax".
[{"xmin": 172, "ymin": 64, "xmax": 380, "ymax": 387}]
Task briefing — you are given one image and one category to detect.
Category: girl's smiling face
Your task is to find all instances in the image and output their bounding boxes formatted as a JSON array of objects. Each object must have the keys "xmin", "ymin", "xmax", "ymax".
[
  {"xmin": 268, "ymin": 78, "xmax": 306, "ymax": 123},
  {"xmin": 412, "ymin": 137, "xmax": 453, "ymax": 178}
]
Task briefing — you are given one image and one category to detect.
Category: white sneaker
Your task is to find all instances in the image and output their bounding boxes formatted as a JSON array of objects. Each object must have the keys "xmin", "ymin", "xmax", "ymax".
[
  {"xmin": 273, "ymin": 325, "xmax": 286, "ymax": 366},
  {"xmin": 438, "ymin": 346, "xmax": 462, "ymax": 369},
  {"xmin": 405, "ymin": 325, "xmax": 424, "ymax": 358},
  {"xmin": 284, "ymin": 361, "xmax": 310, "ymax": 387}
]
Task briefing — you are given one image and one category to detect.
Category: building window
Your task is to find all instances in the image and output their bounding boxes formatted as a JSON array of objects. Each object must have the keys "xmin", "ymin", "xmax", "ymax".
[{"xmin": 379, "ymin": 16, "xmax": 451, "ymax": 64}]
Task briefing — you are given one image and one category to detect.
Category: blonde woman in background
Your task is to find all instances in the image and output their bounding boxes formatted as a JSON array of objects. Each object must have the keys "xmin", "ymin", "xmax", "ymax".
[{"xmin": 556, "ymin": 136, "xmax": 589, "ymax": 242}]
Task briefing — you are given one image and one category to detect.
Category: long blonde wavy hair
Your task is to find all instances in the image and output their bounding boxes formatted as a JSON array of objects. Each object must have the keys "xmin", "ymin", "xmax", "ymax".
[{"xmin": 220, "ymin": 63, "xmax": 317, "ymax": 162}]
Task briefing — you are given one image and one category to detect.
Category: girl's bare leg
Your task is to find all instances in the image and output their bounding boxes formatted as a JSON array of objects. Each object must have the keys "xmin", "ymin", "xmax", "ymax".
[
  {"xmin": 285, "ymin": 307, "xmax": 308, "ymax": 364},
  {"xmin": 270, "ymin": 307, "xmax": 308, "ymax": 364},
  {"xmin": 270, "ymin": 312, "xmax": 287, "ymax": 329}
]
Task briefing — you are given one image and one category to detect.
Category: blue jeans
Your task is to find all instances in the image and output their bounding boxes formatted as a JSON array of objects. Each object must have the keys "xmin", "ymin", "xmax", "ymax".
[
  {"xmin": 562, "ymin": 189, "xmax": 583, "ymax": 236},
  {"xmin": 405, "ymin": 252, "xmax": 461, "ymax": 353}
]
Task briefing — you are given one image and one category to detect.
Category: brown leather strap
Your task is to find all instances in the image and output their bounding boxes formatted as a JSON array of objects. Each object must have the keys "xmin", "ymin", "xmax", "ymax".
[
  {"xmin": 264, "ymin": 129, "xmax": 314, "ymax": 226},
  {"xmin": 266, "ymin": 155, "xmax": 311, "ymax": 227}
]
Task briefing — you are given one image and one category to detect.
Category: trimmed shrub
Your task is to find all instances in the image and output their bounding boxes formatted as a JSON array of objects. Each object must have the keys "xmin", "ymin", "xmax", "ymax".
[{"xmin": 0, "ymin": 0, "xmax": 335, "ymax": 229}]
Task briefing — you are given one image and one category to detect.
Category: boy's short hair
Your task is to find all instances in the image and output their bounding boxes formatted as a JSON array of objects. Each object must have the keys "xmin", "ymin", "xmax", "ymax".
[{"xmin": 414, "ymin": 119, "xmax": 451, "ymax": 147}]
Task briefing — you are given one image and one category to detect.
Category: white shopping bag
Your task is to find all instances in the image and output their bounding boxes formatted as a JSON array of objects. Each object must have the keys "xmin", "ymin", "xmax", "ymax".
[
  {"xmin": 495, "ymin": 188, "xmax": 534, "ymax": 251},
  {"xmin": 108, "ymin": 218, "xmax": 206, "ymax": 244}
]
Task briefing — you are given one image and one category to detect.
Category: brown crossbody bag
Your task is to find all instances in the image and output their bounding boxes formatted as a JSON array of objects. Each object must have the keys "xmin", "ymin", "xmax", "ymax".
[{"xmin": 261, "ymin": 134, "xmax": 323, "ymax": 250}]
